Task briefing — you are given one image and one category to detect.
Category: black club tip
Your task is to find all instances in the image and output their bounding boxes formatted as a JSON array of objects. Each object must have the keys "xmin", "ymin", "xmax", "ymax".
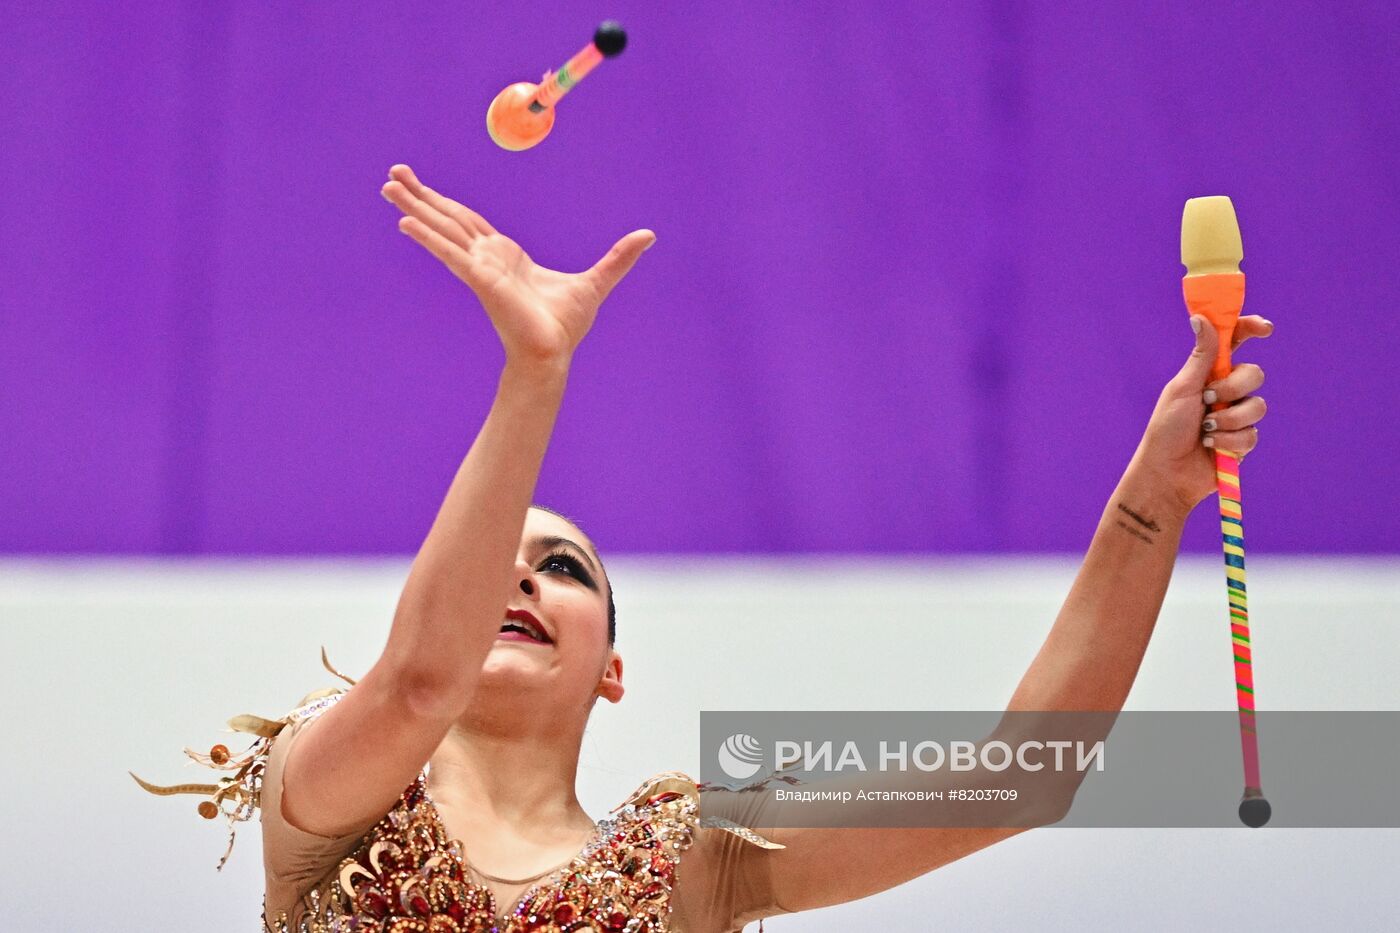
[
  {"xmin": 594, "ymin": 21, "xmax": 627, "ymax": 57},
  {"xmin": 1238, "ymin": 795, "xmax": 1272, "ymax": 828}
]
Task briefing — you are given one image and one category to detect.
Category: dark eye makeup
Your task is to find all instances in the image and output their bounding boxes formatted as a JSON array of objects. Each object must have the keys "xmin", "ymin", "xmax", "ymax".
[{"xmin": 540, "ymin": 549, "xmax": 598, "ymax": 591}]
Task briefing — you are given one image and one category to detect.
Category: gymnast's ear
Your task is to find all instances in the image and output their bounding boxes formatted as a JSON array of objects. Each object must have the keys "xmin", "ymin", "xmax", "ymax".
[{"xmin": 595, "ymin": 650, "xmax": 624, "ymax": 704}]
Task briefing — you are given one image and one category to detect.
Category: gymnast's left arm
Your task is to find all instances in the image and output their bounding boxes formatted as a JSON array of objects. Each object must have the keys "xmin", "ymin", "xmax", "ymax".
[{"xmin": 709, "ymin": 313, "xmax": 1274, "ymax": 924}]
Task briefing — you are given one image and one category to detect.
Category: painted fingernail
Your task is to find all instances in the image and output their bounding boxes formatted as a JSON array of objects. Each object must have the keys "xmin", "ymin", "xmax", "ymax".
[
  {"xmin": 1203, "ymin": 389, "xmax": 1218, "ymax": 404},
  {"xmin": 1203, "ymin": 436, "xmax": 1215, "ymax": 448},
  {"xmin": 1203, "ymin": 419, "xmax": 1217, "ymax": 432}
]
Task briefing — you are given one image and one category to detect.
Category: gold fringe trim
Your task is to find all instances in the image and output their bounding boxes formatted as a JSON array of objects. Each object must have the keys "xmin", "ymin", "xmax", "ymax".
[
  {"xmin": 131, "ymin": 647, "xmax": 360, "ymax": 871},
  {"xmin": 226, "ymin": 713, "xmax": 285, "ymax": 738},
  {"xmin": 127, "ymin": 773, "xmax": 221, "ymax": 797},
  {"xmin": 321, "ymin": 644, "xmax": 359, "ymax": 686}
]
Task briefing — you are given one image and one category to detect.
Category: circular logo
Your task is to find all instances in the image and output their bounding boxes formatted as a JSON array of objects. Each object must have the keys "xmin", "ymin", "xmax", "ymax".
[{"xmin": 717, "ymin": 733, "xmax": 764, "ymax": 780}]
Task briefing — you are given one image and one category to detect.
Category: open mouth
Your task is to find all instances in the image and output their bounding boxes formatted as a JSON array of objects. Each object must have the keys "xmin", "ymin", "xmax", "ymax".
[{"xmin": 499, "ymin": 616, "xmax": 551, "ymax": 644}]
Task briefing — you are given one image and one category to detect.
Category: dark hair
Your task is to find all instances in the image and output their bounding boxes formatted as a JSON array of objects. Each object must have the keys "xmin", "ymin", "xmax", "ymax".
[{"xmin": 529, "ymin": 504, "xmax": 616, "ymax": 645}]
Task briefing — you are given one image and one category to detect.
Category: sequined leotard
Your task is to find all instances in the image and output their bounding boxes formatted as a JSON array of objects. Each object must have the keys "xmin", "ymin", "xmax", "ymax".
[{"xmin": 254, "ymin": 693, "xmax": 791, "ymax": 933}]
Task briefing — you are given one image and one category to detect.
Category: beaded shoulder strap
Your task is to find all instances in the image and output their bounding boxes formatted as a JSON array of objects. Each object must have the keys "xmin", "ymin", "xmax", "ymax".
[
  {"xmin": 617, "ymin": 770, "xmax": 801, "ymax": 850},
  {"xmin": 129, "ymin": 648, "xmax": 357, "ymax": 870}
]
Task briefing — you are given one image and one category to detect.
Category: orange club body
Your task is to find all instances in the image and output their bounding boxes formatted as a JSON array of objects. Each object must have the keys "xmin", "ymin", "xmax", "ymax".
[
  {"xmin": 1183, "ymin": 273, "xmax": 1245, "ymax": 404},
  {"xmin": 486, "ymin": 24, "xmax": 622, "ymax": 151}
]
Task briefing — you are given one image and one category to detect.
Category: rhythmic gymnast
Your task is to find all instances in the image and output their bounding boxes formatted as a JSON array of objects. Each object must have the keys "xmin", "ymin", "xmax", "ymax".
[{"xmin": 138, "ymin": 164, "xmax": 1273, "ymax": 932}]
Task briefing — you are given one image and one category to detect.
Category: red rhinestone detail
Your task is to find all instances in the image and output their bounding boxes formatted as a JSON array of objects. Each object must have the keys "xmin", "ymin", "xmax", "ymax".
[{"xmin": 358, "ymin": 888, "xmax": 390, "ymax": 919}]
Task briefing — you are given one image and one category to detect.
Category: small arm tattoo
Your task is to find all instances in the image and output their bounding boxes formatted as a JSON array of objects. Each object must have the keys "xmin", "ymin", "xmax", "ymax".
[
  {"xmin": 1116, "ymin": 503, "xmax": 1161, "ymax": 533},
  {"xmin": 1115, "ymin": 519, "xmax": 1155, "ymax": 544}
]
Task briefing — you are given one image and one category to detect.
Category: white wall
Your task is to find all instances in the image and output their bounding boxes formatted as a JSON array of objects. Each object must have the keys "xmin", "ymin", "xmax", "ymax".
[{"xmin": 2, "ymin": 555, "xmax": 1396, "ymax": 931}]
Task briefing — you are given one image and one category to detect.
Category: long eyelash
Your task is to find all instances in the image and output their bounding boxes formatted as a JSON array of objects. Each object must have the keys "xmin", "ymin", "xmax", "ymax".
[{"xmin": 542, "ymin": 549, "xmax": 594, "ymax": 586}]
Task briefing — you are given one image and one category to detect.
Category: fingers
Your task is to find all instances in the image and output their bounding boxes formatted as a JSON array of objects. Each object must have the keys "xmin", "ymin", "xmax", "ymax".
[
  {"xmin": 1173, "ymin": 315, "xmax": 1274, "ymax": 397},
  {"xmin": 1173, "ymin": 315, "xmax": 1220, "ymax": 389},
  {"xmin": 1203, "ymin": 425, "xmax": 1259, "ymax": 458},
  {"xmin": 585, "ymin": 229, "xmax": 656, "ymax": 299},
  {"xmin": 383, "ymin": 179, "xmax": 475, "ymax": 251},
  {"xmin": 387, "ymin": 164, "xmax": 496, "ymax": 239},
  {"xmin": 1230, "ymin": 315, "xmax": 1275, "ymax": 350},
  {"xmin": 396, "ymin": 214, "xmax": 481, "ymax": 284},
  {"xmin": 1205, "ymin": 362, "xmax": 1265, "ymax": 406},
  {"xmin": 1202, "ymin": 383, "xmax": 1266, "ymax": 460},
  {"xmin": 1203, "ymin": 395, "xmax": 1266, "ymax": 433}
]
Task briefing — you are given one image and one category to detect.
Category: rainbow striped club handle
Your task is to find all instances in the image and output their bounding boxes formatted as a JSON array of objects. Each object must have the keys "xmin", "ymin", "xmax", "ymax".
[
  {"xmin": 1185, "ymin": 270, "xmax": 1271, "ymax": 828},
  {"xmin": 1215, "ymin": 450, "xmax": 1264, "ymax": 801}
]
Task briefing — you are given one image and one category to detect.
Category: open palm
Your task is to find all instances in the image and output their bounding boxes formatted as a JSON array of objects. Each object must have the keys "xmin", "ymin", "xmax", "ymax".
[{"xmin": 382, "ymin": 164, "xmax": 654, "ymax": 365}]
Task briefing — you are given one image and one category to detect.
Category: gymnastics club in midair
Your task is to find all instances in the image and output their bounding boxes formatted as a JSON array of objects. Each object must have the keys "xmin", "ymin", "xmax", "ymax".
[
  {"xmin": 486, "ymin": 21, "xmax": 628, "ymax": 151},
  {"xmin": 1180, "ymin": 196, "xmax": 1271, "ymax": 828}
]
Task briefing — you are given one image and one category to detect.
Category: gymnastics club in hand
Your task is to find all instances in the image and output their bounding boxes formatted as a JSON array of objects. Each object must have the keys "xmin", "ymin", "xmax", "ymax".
[
  {"xmin": 487, "ymin": 21, "xmax": 628, "ymax": 151},
  {"xmin": 1180, "ymin": 196, "xmax": 1270, "ymax": 828}
]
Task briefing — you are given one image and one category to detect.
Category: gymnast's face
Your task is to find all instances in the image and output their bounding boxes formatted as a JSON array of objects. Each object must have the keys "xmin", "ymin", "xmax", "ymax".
[{"xmin": 474, "ymin": 507, "xmax": 622, "ymax": 714}]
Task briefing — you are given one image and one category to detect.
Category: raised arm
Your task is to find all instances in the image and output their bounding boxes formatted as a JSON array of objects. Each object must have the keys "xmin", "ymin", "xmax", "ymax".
[
  {"xmin": 1004, "ymin": 313, "xmax": 1271, "ymax": 715},
  {"xmin": 715, "ymin": 313, "xmax": 1273, "ymax": 924},
  {"xmin": 278, "ymin": 164, "xmax": 654, "ymax": 839}
]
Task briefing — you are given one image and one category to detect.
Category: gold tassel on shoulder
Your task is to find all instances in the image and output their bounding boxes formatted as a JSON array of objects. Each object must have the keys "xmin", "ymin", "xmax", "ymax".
[
  {"xmin": 320, "ymin": 645, "xmax": 358, "ymax": 687},
  {"xmin": 129, "ymin": 647, "xmax": 356, "ymax": 870}
]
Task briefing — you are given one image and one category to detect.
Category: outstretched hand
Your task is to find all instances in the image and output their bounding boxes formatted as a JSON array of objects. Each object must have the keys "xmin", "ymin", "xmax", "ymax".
[
  {"xmin": 381, "ymin": 164, "xmax": 655, "ymax": 366},
  {"xmin": 1133, "ymin": 314, "xmax": 1273, "ymax": 515}
]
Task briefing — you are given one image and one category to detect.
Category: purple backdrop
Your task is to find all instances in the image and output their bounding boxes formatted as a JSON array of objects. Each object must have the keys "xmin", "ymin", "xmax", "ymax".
[{"xmin": 3, "ymin": 2, "xmax": 1397, "ymax": 555}]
